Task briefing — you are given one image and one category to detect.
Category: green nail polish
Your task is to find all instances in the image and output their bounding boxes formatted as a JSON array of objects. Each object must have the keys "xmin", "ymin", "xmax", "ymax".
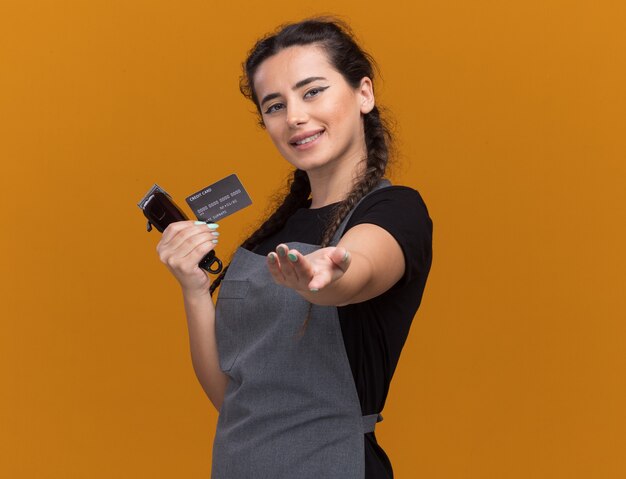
[
  {"xmin": 207, "ymin": 223, "xmax": 219, "ymax": 230},
  {"xmin": 211, "ymin": 239, "xmax": 219, "ymax": 244},
  {"xmin": 211, "ymin": 231, "xmax": 220, "ymax": 237},
  {"xmin": 287, "ymin": 253, "xmax": 298, "ymax": 262},
  {"xmin": 343, "ymin": 251, "xmax": 350, "ymax": 262},
  {"xmin": 194, "ymin": 221, "xmax": 206, "ymax": 225},
  {"xmin": 309, "ymin": 288, "xmax": 319, "ymax": 292},
  {"xmin": 278, "ymin": 246, "xmax": 287, "ymax": 257},
  {"xmin": 268, "ymin": 254, "xmax": 276, "ymax": 264}
]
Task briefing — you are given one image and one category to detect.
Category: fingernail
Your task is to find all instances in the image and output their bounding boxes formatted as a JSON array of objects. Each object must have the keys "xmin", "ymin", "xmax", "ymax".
[
  {"xmin": 309, "ymin": 288, "xmax": 319, "ymax": 293},
  {"xmin": 194, "ymin": 221, "xmax": 206, "ymax": 225},
  {"xmin": 207, "ymin": 223, "xmax": 219, "ymax": 230},
  {"xmin": 287, "ymin": 253, "xmax": 298, "ymax": 262},
  {"xmin": 277, "ymin": 246, "xmax": 287, "ymax": 257},
  {"xmin": 211, "ymin": 231, "xmax": 220, "ymax": 237},
  {"xmin": 268, "ymin": 253, "xmax": 276, "ymax": 264},
  {"xmin": 343, "ymin": 251, "xmax": 350, "ymax": 263},
  {"xmin": 211, "ymin": 239, "xmax": 219, "ymax": 244}
]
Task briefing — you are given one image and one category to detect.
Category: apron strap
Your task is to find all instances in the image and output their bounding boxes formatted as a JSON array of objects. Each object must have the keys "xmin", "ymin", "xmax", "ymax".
[
  {"xmin": 362, "ymin": 413, "xmax": 384, "ymax": 433},
  {"xmin": 330, "ymin": 179, "xmax": 393, "ymax": 246}
]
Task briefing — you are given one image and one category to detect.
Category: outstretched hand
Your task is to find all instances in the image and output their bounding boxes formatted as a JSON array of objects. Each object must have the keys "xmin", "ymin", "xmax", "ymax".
[{"xmin": 267, "ymin": 244, "xmax": 352, "ymax": 293}]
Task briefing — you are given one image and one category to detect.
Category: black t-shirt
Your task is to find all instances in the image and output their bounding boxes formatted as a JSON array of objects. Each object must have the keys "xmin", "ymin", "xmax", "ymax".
[{"xmin": 251, "ymin": 185, "xmax": 433, "ymax": 479}]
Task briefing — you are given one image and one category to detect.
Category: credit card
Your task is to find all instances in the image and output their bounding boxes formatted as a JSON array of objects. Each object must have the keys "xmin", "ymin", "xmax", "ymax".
[{"xmin": 185, "ymin": 174, "xmax": 252, "ymax": 222}]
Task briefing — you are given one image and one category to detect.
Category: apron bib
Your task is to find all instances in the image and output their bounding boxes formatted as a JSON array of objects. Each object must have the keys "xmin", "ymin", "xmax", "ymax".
[{"xmin": 211, "ymin": 181, "xmax": 390, "ymax": 479}]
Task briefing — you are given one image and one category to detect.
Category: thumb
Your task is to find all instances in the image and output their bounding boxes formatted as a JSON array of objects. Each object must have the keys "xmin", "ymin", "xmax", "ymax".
[{"xmin": 330, "ymin": 247, "xmax": 352, "ymax": 272}]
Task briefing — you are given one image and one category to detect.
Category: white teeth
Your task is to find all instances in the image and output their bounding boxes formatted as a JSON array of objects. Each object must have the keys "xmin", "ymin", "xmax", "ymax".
[{"xmin": 295, "ymin": 131, "xmax": 322, "ymax": 145}]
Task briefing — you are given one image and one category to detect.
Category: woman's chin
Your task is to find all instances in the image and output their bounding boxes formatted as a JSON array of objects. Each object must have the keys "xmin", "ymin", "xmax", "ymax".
[
  {"xmin": 293, "ymin": 161, "xmax": 332, "ymax": 174},
  {"xmin": 281, "ymin": 154, "xmax": 331, "ymax": 172}
]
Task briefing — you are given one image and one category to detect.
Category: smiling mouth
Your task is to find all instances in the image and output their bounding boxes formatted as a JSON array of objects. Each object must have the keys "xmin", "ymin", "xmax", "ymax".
[{"xmin": 291, "ymin": 130, "xmax": 324, "ymax": 146}]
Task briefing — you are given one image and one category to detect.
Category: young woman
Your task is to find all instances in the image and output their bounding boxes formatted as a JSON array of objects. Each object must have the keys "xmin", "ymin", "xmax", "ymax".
[{"xmin": 156, "ymin": 18, "xmax": 433, "ymax": 479}]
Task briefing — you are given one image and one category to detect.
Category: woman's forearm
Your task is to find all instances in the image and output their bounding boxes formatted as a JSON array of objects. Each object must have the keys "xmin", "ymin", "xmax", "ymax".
[
  {"xmin": 182, "ymin": 289, "xmax": 228, "ymax": 412},
  {"xmin": 268, "ymin": 224, "xmax": 406, "ymax": 307}
]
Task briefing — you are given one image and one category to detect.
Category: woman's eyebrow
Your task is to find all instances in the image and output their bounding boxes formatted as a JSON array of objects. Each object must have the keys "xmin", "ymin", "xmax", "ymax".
[{"xmin": 260, "ymin": 76, "xmax": 328, "ymax": 107}]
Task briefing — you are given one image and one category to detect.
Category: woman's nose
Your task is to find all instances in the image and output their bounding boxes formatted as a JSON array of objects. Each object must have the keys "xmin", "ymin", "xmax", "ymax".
[{"xmin": 286, "ymin": 102, "xmax": 309, "ymax": 128}]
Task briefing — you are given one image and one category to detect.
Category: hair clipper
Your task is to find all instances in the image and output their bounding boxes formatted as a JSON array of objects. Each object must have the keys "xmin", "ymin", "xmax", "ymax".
[{"xmin": 137, "ymin": 184, "xmax": 223, "ymax": 274}]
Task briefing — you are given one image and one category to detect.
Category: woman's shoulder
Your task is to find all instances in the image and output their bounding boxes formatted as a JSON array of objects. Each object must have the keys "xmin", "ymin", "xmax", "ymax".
[
  {"xmin": 343, "ymin": 183, "xmax": 433, "ymax": 287},
  {"xmin": 349, "ymin": 184, "xmax": 431, "ymax": 224},
  {"xmin": 343, "ymin": 183, "xmax": 432, "ymax": 250}
]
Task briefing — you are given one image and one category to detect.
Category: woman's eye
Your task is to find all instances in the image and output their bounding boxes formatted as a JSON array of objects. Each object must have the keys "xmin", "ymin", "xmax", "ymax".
[
  {"xmin": 264, "ymin": 103, "xmax": 284, "ymax": 114},
  {"xmin": 304, "ymin": 86, "xmax": 329, "ymax": 99}
]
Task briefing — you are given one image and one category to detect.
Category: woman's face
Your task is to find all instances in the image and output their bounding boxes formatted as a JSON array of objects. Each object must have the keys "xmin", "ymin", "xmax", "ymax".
[{"xmin": 252, "ymin": 45, "xmax": 374, "ymax": 174}]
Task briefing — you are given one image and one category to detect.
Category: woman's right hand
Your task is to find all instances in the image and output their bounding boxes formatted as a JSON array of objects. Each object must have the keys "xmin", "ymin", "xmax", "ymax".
[{"xmin": 156, "ymin": 220, "xmax": 220, "ymax": 295}]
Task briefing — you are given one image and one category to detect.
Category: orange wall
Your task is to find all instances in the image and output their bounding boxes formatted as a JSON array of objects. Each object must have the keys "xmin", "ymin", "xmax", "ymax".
[{"xmin": 1, "ymin": 1, "xmax": 625, "ymax": 477}]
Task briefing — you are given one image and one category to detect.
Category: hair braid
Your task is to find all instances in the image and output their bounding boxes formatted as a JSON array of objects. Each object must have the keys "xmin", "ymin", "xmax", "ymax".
[{"xmin": 319, "ymin": 106, "xmax": 391, "ymax": 247}]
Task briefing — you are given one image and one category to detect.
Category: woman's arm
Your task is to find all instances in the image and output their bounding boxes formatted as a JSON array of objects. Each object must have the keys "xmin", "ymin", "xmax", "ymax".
[
  {"xmin": 266, "ymin": 222, "xmax": 405, "ymax": 306},
  {"xmin": 157, "ymin": 220, "xmax": 228, "ymax": 412},
  {"xmin": 182, "ymin": 290, "xmax": 228, "ymax": 411}
]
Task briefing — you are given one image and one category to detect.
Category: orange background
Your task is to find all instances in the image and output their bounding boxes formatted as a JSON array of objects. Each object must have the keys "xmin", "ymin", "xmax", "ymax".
[{"xmin": 1, "ymin": 0, "xmax": 625, "ymax": 477}]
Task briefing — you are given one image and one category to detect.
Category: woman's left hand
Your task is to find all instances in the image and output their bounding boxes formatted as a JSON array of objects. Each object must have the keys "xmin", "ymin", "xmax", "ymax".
[{"xmin": 266, "ymin": 244, "xmax": 351, "ymax": 293}]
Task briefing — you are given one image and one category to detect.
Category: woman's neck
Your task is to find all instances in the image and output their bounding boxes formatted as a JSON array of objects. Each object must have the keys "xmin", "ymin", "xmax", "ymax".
[{"xmin": 307, "ymin": 151, "xmax": 367, "ymax": 209}]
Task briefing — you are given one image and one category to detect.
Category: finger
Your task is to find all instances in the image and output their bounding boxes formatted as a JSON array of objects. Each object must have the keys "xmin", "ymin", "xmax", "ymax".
[
  {"xmin": 159, "ymin": 232, "xmax": 218, "ymax": 264},
  {"xmin": 307, "ymin": 248, "xmax": 350, "ymax": 291},
  {"xmin": 183, "ymin": 237, "xmax": 219, "ymax": 267},
  {"xmin": 181, "ymin": 230, "xmax": 219, "ymax": 260},
  {"xmin": 158, "ymin": 227, "xmax": 218, "ymax": 262},
  {"xmin": 276, "ymin": 244, "xmax": 299, "ymax": 283},
  {"xmin": 161, "ymin": 220, "xmax": 197, "ymax": 244},
  {"xmin": 308, "ymin": 268, "xmax": 334, "ymax": 291},
  {"xmin": 284, "ymin": 248, "xmax": 304, "ymax": 284},
  {"xmin": 286, "ymin": 249, "xmax": 317, "ymax": 288},
  {"xmin": 168, "ymin": 234, "xmax": 219, "ymax": 272},
  {"xmin": 164, "ymin": 221, "xmax": 219, "ymax": 251},
  {"xmin": 267, "ymin": 252, "xmax": 286, "ymax": 284},
  {"xmin": 329, "ymin": 247, "xmax": 351, "ymax": 273}
]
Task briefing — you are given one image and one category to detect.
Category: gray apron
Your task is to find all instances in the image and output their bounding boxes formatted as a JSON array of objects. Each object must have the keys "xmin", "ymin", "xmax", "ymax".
[{"xmin": 212, "ymin": 181, "xmax": 390, "ymax": 479}]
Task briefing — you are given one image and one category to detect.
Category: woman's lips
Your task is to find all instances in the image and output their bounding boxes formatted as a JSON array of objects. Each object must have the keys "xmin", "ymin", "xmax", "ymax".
[{"xmin": 290, "ymin": 130, "xmax": 325, "ymax": 150}]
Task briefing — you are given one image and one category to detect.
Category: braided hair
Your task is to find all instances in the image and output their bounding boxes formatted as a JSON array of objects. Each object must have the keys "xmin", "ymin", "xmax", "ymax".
[{"xmin": 210, "ymin": 17, "xmax": 393, "ymax": 297}]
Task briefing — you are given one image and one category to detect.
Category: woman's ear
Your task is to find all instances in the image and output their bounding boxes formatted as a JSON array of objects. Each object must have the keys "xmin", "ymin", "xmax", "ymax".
[{"xmin": 357, "ymin": 77, "xmax": 375, "ymax": 114}]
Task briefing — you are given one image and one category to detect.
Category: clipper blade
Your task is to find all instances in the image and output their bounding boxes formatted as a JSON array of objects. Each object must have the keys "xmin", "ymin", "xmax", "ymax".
[{"xmin": 137, "ymin": 184, "xmax": 169, "ymax": 210}]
